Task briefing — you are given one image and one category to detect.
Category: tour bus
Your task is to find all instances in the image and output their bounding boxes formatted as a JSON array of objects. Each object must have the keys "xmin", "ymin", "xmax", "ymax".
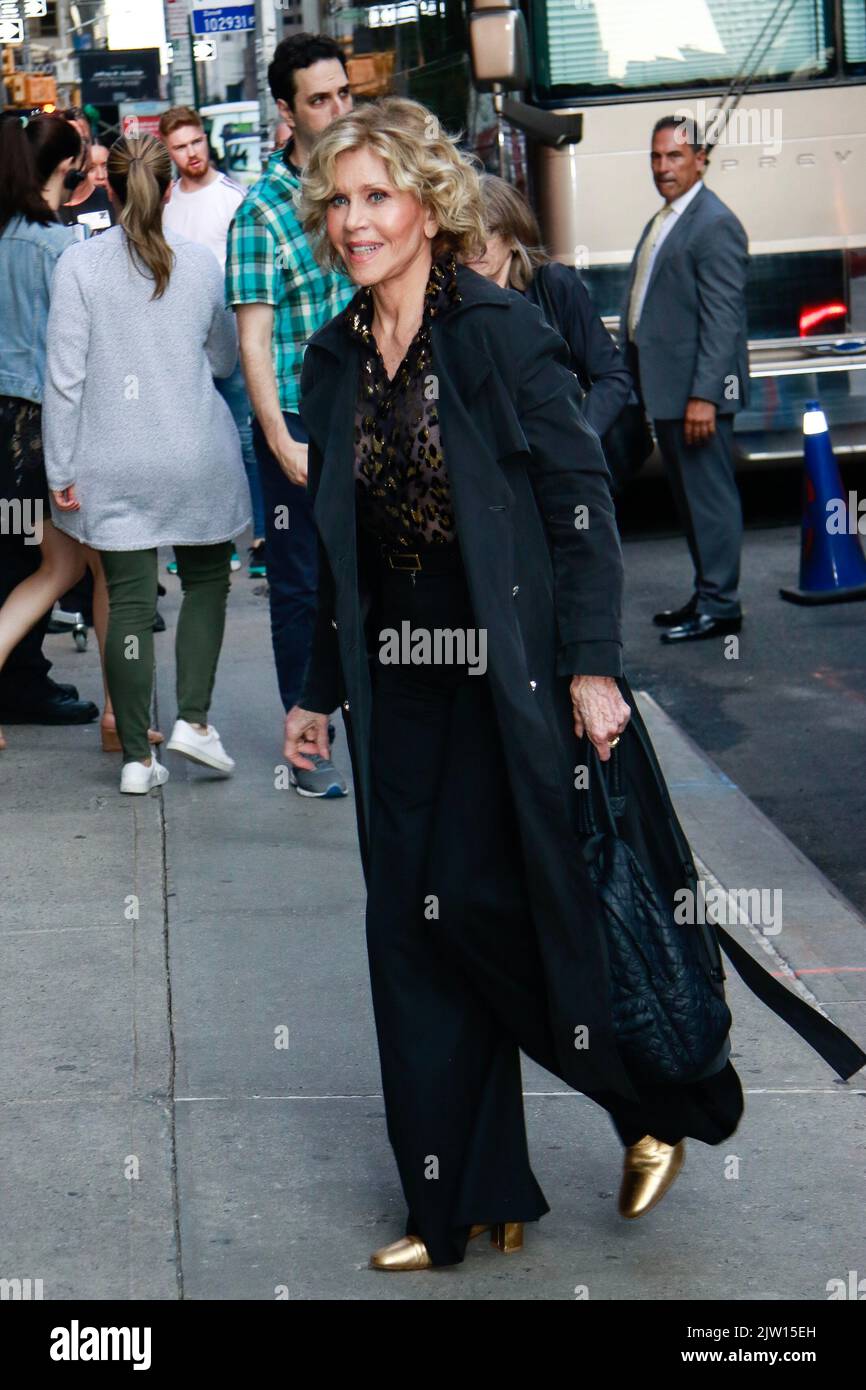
[{"xmin": 328, "ymin": 0, "xmax": 866, "ymax": 459}]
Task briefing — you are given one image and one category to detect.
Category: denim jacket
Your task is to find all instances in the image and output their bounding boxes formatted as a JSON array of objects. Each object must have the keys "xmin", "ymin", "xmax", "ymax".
[{"xmin": 0, "ymin": 215, "xmax": 80, "ymax": 403}]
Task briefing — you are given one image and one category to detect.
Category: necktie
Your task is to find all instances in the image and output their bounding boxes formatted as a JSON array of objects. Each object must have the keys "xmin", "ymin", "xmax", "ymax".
[{"xmin": 627, "ymin": 204, "xmax": 674, "ymax": 338}]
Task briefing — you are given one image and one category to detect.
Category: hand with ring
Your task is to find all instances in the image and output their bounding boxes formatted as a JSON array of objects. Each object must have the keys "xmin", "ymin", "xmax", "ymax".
[{"xmin": 569, "ymin": 675, "xmax": 631, "ymax": 764}]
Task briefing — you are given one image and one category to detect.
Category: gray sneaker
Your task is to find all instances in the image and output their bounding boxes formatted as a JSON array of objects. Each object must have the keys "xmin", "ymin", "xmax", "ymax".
[{"xmin": 289, "ymin": 754, "xmax": 348, "ymax": 799}]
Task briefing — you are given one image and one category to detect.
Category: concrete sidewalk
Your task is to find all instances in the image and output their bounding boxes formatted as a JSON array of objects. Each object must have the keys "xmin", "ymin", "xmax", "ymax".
[{"xmin": 1, "ymin": 551, "xmax": 864, "ymax": 1301}]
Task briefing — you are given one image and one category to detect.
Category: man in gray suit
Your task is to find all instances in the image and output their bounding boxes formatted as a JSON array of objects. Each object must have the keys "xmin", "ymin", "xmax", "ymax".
[{"xmin": 624, "ymin": 115, "xmax": 749, "ymax": 642}]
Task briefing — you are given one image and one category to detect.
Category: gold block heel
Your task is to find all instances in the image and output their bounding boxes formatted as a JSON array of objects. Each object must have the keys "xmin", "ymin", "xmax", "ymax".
[{"xmin": 491, "ymin": 1221, "xmax": 523, "ymax": 1253}]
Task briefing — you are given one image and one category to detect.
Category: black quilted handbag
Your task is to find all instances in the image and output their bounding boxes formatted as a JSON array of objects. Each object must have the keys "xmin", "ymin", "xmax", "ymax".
[{"xmin": 579, "ymin": 743, "xmax": 732, "ymax": 1085}]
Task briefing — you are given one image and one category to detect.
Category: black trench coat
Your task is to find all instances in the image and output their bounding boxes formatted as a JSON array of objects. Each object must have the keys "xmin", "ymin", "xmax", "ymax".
[{"xmin": 297, "ymin": 263, "xmax": 866, "ymax": 1108}]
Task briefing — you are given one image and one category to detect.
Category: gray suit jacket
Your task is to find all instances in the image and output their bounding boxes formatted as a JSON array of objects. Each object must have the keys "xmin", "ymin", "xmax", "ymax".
[{"xmin": 622, "ymin": 183, "xmax": 750, "ymax": 419}]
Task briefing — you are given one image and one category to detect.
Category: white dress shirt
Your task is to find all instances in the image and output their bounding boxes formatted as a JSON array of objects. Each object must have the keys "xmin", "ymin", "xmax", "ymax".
[{"xmin": 630, "ymin": 179, "xmax": 704, "ymax": 330}]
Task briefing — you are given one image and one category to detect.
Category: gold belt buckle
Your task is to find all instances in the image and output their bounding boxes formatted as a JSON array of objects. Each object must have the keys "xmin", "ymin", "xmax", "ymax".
[{"xmin": 388, "ymin": 551, "xmax": 422, "ymax": 572}]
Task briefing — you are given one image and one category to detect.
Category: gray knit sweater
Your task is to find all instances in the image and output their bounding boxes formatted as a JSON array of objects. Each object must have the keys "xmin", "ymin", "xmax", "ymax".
[{"xmin": 43, "ymin": 225, "xmax": 251, "ymax": 550}]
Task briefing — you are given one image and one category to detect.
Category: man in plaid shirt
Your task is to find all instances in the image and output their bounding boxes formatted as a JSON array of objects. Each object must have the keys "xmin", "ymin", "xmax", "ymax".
[{"xmin": 226, "ymin": 33, "xmax": 354, "ymax": 798}]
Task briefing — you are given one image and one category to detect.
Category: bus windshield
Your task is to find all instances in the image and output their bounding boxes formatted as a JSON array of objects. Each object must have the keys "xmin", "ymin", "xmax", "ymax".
[{"xmin": 530, "ymin": 0, "xmax": 837, "ymax": 100}]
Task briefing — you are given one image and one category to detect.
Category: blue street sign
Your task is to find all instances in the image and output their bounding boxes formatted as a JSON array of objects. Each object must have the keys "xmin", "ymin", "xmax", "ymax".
[{"xmin": 191, "ymin": 5, "xmax": 256, "ymax": 34}]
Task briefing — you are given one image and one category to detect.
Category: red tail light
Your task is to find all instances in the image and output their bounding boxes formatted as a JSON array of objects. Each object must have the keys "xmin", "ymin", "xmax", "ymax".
[{"xmin": 799, "ymin": 303, "xmax": 847, "ymax": 335}]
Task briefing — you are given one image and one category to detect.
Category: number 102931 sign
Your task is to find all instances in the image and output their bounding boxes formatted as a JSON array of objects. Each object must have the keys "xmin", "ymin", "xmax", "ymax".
[{"xmin": 191, "ymin": 4, "xmax": 256, "ymax": 35}]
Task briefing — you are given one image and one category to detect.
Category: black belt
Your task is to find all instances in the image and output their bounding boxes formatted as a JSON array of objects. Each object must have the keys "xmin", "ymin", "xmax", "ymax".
[{"xmin": 377, "ymin": 540, "xmax": 463, "ymax": 574}]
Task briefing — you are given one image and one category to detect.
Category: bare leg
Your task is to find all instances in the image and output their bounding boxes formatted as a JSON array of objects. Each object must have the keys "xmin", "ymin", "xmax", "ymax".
[
  {"xmin": 0, "ymin": 520, "xmax": 87, "ymax": 669},
  {"xmin": 0, "ymin": 521, "xmax": 87, "ymax": 749}
]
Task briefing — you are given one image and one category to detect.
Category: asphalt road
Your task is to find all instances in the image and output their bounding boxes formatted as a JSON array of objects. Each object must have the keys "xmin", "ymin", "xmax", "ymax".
[{"xmin": 617, "ymin": 459, "xmax": 866, "ymax": 917}]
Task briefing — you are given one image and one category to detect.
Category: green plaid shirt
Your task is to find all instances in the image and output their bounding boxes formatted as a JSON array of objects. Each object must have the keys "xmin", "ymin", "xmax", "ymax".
[{"xmin": 225, "ymin": 146, "xmax": 354, "ymax": 414}]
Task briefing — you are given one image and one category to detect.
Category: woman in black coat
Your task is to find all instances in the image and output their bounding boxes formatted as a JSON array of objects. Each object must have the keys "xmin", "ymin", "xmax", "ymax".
[
  {"xmin": 467, "ymin": 173, "xmax": 632, "ymax": 442},
  {"xmin": 283, "ymin": 99, "xmax": 863, "ymax": 1272}
]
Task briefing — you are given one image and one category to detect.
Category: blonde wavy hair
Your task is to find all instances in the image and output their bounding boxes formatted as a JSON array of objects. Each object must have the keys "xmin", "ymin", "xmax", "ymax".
[
  {"xmin": 297, "ymin": 97, "xmax": 488, "ymax": 271},
  {"xmin": 107, "ymin": 134, "xmax": 174, "ymax": 299}
]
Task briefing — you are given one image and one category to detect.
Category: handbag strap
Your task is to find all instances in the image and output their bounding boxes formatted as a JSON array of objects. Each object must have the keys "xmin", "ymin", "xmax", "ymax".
[{"xmin": 581, "ymin": 741, "xmax": 624, "ymax": 838}]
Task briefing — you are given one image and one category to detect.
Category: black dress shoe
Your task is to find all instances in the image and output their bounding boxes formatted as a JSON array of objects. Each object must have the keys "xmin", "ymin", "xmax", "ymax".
[
  {"xmin": 661, "ymin": 613, "xmax": 742, "ymax": 644},
  {"xmin": 47, "ymin": 680, "xmax": 79, "ymax": 701},
  {"xmin": 0, "ymin": 692, "xmax": 99, "ymax": 724},
  {"xmin": 0, "ymin": 678, "xmax": 78, "ymax": 709},
  {"xmin": 653, "ymin": 595, "xmax": 698, "ymax": 627},
  {"xmin": 153, "ymin": 608, "xmax": 166, "ymax": 634}
]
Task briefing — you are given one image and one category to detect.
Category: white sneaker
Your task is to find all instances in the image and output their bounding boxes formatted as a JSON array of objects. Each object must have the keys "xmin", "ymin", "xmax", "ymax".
[
  {"xmin": 120, "ymin": 754, "xmax": 170, "ymax": 795},
  {"xmin": 166, "ymin": 718, "xmax": 235, "ymax": 774}
]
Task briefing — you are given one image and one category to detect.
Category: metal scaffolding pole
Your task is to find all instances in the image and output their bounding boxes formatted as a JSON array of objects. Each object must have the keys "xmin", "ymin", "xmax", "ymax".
[
  {"xmin": 254, "ymin": 0, "xmax": 277, "ymax": 144},
  {"xmin": 164, "ymin": 0, "xmax": 196, "ymax": 107}
]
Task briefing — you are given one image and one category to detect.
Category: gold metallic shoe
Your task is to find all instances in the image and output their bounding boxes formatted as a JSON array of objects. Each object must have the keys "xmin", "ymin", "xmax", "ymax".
[
  {"xmin": 370, "ymin": 1222, "xmax": 525, "ymax": 1270},
  {"xmin": 369, "ymin": 1236, "xmax": 433, "ymax": 1271},
  {"xmin": 618, "ymin": 1135, "xmax": 685, "ymax": 1219},
  {"xmin": 468, "ymin": 1222, "xmax": 524, "ymax": 1252}
]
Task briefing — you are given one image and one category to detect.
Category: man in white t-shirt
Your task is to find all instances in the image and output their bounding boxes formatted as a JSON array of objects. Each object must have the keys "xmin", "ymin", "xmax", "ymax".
[{"xmin": 160, "ymin": 106, "xmax": 266, "ymax": 576}]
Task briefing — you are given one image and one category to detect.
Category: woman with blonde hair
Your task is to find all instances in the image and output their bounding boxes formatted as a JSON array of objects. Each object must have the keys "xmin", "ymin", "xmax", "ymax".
[
  {"xmin": 283, "ymin": 97, "xmax": 863, "ymax": 1272},
  {"xmin": 43, "ymin": 135, "xmax": 251, "ymax": 793}
]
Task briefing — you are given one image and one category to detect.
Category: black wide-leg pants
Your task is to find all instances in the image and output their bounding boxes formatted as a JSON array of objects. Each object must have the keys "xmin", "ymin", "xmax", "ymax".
[{"xmin": 364, "ymin": 553, "xmax": 675, "ymax": 1267}]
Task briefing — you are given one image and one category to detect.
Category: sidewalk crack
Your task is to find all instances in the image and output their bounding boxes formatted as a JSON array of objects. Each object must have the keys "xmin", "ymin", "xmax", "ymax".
[{"xmin": 154, "ymin": 681, "xmax": 184, "ymax": 1300}]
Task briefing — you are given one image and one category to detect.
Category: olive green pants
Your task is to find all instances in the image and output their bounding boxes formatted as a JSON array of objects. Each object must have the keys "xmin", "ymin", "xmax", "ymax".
[{"xmin": 100, "ymin": 543, "xmax": 233, "ymax": 762}]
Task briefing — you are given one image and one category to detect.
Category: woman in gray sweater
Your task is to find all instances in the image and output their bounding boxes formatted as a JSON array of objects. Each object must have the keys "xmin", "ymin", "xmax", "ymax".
[{"xmin": 43, "ymin": 134, "xmax": 251, "ymax": 794}]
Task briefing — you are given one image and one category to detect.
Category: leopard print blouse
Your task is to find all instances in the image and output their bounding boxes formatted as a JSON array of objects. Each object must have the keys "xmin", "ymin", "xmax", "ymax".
[{"xmin": 347, "ymin": 251, "xmax": 462, "ymax": 551}]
